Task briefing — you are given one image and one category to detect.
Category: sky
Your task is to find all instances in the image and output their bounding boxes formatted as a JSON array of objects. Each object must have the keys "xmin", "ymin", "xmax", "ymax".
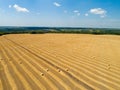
[{"xmin": 0, "ymin": 0, "xmax": 120, "ymax": 28}]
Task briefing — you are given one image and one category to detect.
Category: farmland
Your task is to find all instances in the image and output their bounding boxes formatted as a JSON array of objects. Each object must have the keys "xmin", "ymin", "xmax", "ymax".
[{"xmin": 0, "ymin": 34, "xmax": 120, "ymax": 90}]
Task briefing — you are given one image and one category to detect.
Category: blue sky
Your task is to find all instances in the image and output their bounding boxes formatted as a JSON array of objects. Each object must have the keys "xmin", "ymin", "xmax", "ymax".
[{"xmin": 0, "ymin": 0, "xmax": 120, "ymax": 28}]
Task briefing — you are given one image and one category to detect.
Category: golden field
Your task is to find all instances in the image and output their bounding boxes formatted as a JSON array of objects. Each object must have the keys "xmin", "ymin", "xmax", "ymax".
[{"xmin": 0, "ymin": 34, "xmax": 120, "ymax": 90}]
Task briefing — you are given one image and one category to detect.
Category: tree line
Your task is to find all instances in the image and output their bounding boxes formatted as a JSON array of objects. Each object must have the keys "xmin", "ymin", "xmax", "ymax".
[{"xmin": 0, "ymin": 27, "xmax": 120, "ymax": 36}]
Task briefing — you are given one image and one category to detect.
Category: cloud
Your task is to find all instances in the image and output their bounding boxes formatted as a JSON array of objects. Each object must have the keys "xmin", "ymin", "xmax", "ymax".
[
  {"xmin": 85, "ymin": 13, "xmax": 88, "ymax": 16},
  {"xmin": 0, "ymin": 8, "xmax": 5, "ymax": 13},
  {"xmin": 73, "ymin": 10, "xmax": 80, "ymax": 16},
  {"xmin": 13, "ymin": 4, "xmax": 29, "ymax": 12},
  {"xmin": 73, "ymin": 10, "xmax": 79, "ymax": 13},
  {"xmin": 53, "ymin": 2, "xmax": 61, "ymax": 7},
  {"xmin": 90, "ymin": 8, "xmax": 106, "ymax": 17},
  {"xmin": 9, "ymin": 5, "xmax": 12, "ymax": 8},
  {"xmin": 64, "ymin": 10, "xmax": 67, "ymax": 13},
  {"xmin": 77, "ymin": 13, "xmax": 80, "ymax": 16},
  {"xmin": 36, "ymin": 12, "xmax": 40, "ymax": 15},
  {"xmin": 90, "ymin": 8, "xmax": 106, "ymax": 14},
  {"xmin": 100, "ymin": 15, "xmax": 105, "ymax": 18}
]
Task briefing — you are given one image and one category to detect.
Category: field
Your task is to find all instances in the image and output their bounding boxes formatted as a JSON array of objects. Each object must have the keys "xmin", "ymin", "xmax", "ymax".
[{"xmin": 0, "ymin": 34, "xmax": 120, "ymax": 90}]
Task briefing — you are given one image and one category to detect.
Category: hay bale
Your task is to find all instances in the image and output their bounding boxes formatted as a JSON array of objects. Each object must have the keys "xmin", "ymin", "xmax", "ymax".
[
  {"xmin": 65, "ymin": 68, "xmax": 69, "ymax": 71},
  {"xmin": 19, "ymin": 61, "xmax": 22, "ymax": 64},
  {"xmin": 58, "ymin": 69, "xmax": 61, "ymax": 72},
  {"xmin": 41, "ymin": 73, "xmax": 44, "ymax": 76},
  {"xmin": 46, "ymin": 69, "xmax": 49, "ymax": 72}
]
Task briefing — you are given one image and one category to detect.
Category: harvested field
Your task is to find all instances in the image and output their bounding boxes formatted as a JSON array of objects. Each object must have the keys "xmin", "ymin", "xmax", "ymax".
[{"xmin": 0, "ymin": 34, "xmax": 120, "ymax": 90}]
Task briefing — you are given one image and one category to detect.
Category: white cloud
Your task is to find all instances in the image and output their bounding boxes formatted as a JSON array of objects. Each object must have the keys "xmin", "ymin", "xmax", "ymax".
[
  {"xmin": 64, "ymin": 10, "xmax": 67, "ymax": 13},
  {"xmin": 36, "ymin": 12, "xmax": 40, "ymax": 15},
  {"xmin": 73, "ymin": 10, "xmax": 79, "ymax": 13},
  {"xmin": 77, "ymin": 13, "xmax": 80, "ymax": 16},
  {"xmin": 9, "ymin": 5, "xmax": 12, "ymax": 8},
  {"xmin": 73, "ymin": 10, "xmax": 80, "ymax": 16},
  {"xmin": 13, "ymin": 4, "xmax": 29, "ymax": 12},
  {"xmin": 90, "ymin": 8, "xmax": 106, "ymax": 17},
  {"xmin": 0, "ymin": 8, "xmax": 5, "ymax": 13},
  {"xmin": 53, "ymin": 2, "xmax": 61, "ymax": 7},
  {"xmin": 100, "ymin": 15, "xmax": 105, "ymax": 18},
  {"xmin": 85, "ymin": 13, "xmax": 88, "ymax": 16},
  {"xmin": 90, "ymin": 8, "xmax": 106, "ymax": 14}
]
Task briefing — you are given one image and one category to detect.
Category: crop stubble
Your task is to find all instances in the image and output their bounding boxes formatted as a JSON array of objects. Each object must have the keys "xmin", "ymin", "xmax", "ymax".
[{"xmin": 0, "ymin": 34, "xmax": 120, "ymax": 90}]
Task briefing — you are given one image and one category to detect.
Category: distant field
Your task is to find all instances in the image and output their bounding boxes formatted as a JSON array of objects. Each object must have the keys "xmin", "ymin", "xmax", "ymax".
[{"xmin": 0, "ymin": 34, "xmax": 120, "ymax": 90}]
